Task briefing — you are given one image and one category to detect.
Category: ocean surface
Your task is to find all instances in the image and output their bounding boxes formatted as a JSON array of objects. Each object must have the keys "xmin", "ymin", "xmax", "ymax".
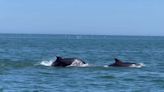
[{"xmin": 1, "ymin": 34, "xmax": 164, "ymax": 92}]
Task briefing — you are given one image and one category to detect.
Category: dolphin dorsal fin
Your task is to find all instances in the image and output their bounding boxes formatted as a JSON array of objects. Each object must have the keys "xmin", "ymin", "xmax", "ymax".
[
  {"xmin": 56, "ymin": 56, "xmax": 62, "ymax": 60},
  {"xmin": 114, "ymin": 58, "xmax": 123, "ymax": 64}
]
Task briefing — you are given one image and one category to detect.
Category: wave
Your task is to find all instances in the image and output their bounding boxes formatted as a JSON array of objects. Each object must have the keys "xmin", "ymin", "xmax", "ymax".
[{"xmin": 0, "ymin": 59, "xmax": 35, "ymax": 68}]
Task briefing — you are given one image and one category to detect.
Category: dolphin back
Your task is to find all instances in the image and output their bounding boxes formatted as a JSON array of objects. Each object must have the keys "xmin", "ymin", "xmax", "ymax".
[
  {"xmin": 51, "ymin": 57, "xmax": 86, "ymax": 67},
  {"xmin": 109, "ymin": 58, "xmax": 138, "ymax": 67}
]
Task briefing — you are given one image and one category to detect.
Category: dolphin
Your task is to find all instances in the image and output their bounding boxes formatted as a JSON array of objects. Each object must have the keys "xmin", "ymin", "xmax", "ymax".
[
  {"xmin": 109, "ymin": 58, "xmax": 140, "ymax": 67},
  {"xmin": 51, "ymin": 56, "xmax": 86, "ymax": 67}
]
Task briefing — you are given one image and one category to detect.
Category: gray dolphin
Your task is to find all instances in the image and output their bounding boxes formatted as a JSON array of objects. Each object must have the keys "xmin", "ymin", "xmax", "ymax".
[
  {"xmin": 51, "ymin": 56, "xmax": 86, "ymax": 67},
  {"xmin": 109, "ymin": 58, "xmax": 140, "ymax": 67}
]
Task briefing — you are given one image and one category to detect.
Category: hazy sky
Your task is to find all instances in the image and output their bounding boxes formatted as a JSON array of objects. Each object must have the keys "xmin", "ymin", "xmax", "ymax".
[{"xmin": 0, "ymin": 0, "xmax": 164, "ymax": 36}]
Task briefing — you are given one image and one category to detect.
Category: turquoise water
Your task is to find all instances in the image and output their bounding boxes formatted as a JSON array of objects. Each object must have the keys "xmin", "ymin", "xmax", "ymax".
[{"xmin": 1, "ymin": 34, "xmax": 164, "ymax": 92}]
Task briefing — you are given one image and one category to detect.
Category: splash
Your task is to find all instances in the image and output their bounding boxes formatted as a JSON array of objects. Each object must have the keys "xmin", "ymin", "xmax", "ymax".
[
  {"xmin": 39, "ymin": 59, "xmax": 145, "ymax": 68},
  {"xmin": 104, "ymin": 65, "xmax": 109, "ymax": 68},
  {"xmin": 39, "ymin": 60, "xmax": 54, "ymax": 66},
  {"xmin": 129, "ymin": 63, "xmax": 145, "ymax": 68},
  {"xmin": 68, "ymin": 59, "xmax": 90, "ymax": 67}
]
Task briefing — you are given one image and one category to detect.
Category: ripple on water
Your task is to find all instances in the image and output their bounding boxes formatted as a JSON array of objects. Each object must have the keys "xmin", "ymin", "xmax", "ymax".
[
  {"xmin": 1, "ymin": 35, "xmax": 164, "ymax": 92},
  {"xmin": 123, "ymin": 78, "xmax": 136, "ymax": 81},
  {"xmin": 151, "ymin": 79, "xmax": 164, "ymax": 88},
  {"xmin": 99, "ymin": 75, "xmax": 116, "ymax": 79},
  {"xmin": 0, "ymin": 87, "xmax": 3, "ymax": 92}
]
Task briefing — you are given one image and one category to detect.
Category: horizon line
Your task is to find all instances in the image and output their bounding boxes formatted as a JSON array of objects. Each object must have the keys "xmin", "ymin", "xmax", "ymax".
[{"xmin": 0, "ymin": 32, "xmax": 164, "ymax": 37}]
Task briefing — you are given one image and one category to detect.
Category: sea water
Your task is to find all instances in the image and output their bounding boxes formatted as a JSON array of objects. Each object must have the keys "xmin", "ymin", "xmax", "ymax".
[{"xmin": 0, "ymin": 34, "xmax": 164, "ymax": 92}]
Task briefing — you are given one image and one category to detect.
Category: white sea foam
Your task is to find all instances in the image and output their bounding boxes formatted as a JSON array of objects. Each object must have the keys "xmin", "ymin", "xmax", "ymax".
[
  {"xmin": 40, "ymin": 60, "xmax": 54, "ymax": 66},
  {"xmin": 68, "ymin": 59, "xmax": 90, "ymax": 67},
  {"xmin": 129, "ymin": 63, "xmax": 145, "ymax": 68},
  {"xmin": 104, "ymin": 65, "xmax": 109, "ymax": 67}
]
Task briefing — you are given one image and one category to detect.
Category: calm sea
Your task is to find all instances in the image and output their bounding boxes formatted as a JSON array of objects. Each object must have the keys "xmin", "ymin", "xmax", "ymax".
[{"xmin": 1, "ymin": 34, "xmax": 164, "ymax": 92}]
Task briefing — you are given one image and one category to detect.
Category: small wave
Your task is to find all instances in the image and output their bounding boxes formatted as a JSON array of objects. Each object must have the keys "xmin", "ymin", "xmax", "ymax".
[
  {"xmin": 39, "ymin": 60, "xmax": 54, "ymax": 66},
  {"xmin": 99, "ymin": 75, "xmax": 116, "ymax": 79}
]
